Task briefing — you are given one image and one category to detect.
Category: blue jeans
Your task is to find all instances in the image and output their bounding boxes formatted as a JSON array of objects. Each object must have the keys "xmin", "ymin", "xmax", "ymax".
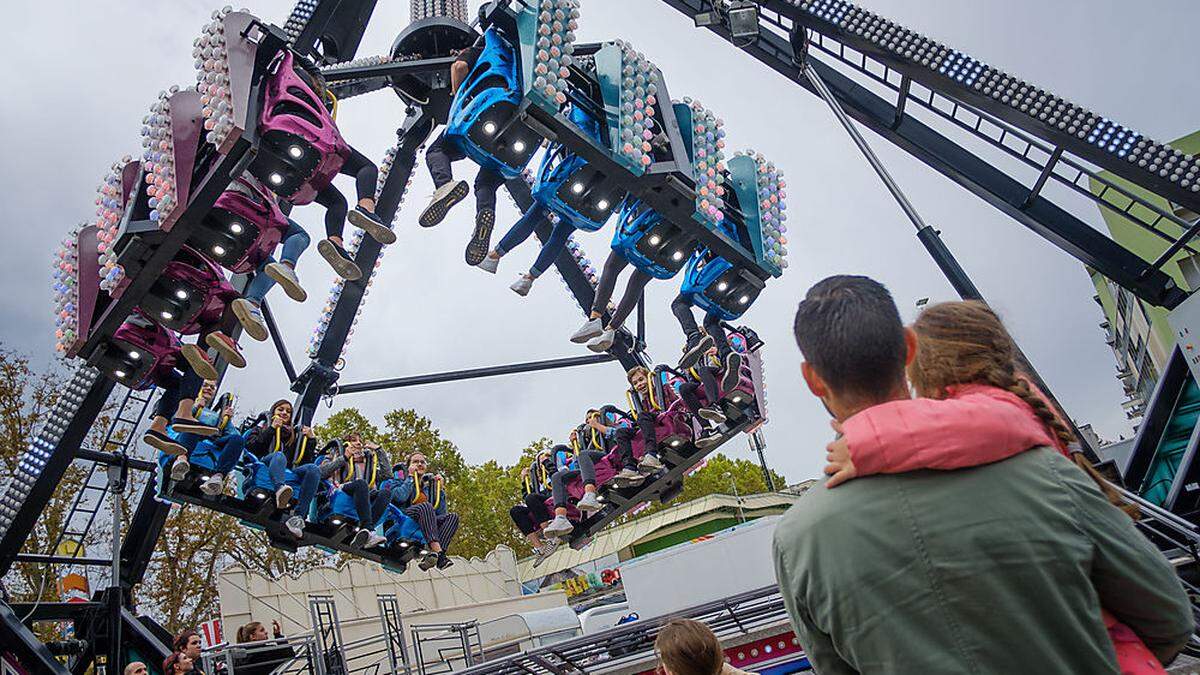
[
  {"xmin": 496, "ymin": 206, "xmax": 575, "ymax": 278},
  {"xmin": 194, "ymin": 432, "xmax": 246, "ymax": 474},
  {"xmin": 244, "ymin": 219, "xmax": 311, "ymax": 303},
  {"xmin": 286, "ymin": 464, "xmax": 322, "ymax": 518},
  {"xmin": 262, "ymin": 451, "xmax": 289, "ymax": 487}
]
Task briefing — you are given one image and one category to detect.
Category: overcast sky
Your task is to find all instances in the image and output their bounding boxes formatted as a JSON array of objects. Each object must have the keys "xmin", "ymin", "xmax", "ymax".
[{"xmin": 4, "ymin": 0, "xmax": 1198, "ymax": 484}]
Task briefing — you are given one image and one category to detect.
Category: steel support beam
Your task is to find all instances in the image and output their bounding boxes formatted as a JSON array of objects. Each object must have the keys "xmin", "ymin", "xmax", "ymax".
[
  {"xmin": 337, "ymin": 354, "xmax": 618, "ymax": 394},
  {"xmin": 0, "ymin": 602, "xmax": 70, "ymax": 674}
]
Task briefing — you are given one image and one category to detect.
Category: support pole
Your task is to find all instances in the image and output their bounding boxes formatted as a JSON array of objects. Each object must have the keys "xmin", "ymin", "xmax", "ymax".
[{"xmin": 803, "ymin": 63, "xmax": 1097, "ymax": 460}]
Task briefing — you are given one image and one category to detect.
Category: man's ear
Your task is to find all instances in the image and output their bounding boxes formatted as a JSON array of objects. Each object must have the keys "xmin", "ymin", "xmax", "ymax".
[
  {"xmin": 801, "ymin": 361, "xmax": 828, "ymax": 398},
  {"xmin": 904, "ymin": 327, "xmax": 919, "ymax": 367}
]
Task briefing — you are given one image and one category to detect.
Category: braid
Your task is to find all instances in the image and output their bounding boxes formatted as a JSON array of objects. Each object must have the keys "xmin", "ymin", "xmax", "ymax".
[{"xmin": 1007, "ymin": 378, "xmax": 1074, "ymax": 449}]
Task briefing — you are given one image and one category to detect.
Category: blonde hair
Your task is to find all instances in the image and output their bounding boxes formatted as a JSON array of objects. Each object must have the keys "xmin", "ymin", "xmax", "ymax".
[
  {"xmin": 910, "ymin": 301, "xmax": 1138, "ymax": 519},
  {"xmin": 237, "ymin": 621, "xmax": 263, "ymax": 643},
  {"xmin": 655, "ymin": 619, "xmax": 725, "ymax": 675}
]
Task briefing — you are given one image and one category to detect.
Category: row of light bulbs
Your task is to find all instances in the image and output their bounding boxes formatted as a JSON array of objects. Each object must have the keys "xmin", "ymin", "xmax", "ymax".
[
  {"xmin": 741, "ymin": 150, "xmax": 789, "ymax": 272},
  {"xmin": 531, "ymin": 0, "xmax": 581, "ymax": 108},
  {"xmin": 797, "ymin": 0, "xmax": 1198, "ymax": 191},
  {"xmin": 196, "ymin": 7, "xmax": 237, "ymax": 149},
  {"xmin": 683, "ymin": 98, "xmax": 727, "ymax": 227},
  {"xmin": 614, "ymin": 41, "xmax": 658, "ymax": 172},
  {"xmin": 95, "ymin": 158, "xmax": 133, "ymax": 293}
]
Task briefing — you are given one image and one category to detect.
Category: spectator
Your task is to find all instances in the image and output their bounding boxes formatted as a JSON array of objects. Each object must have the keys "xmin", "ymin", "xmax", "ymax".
[
  {"xmin": 773, "ymin": 275, "xmax": 1193, "ymax": 673},
  {"xmin": 234, "ymin": 620, "xmax": 296, "ymax": 675},
  {"xmin": 655, "ymin": 618, "xmax": 752, "ymax": 675},
  {"xmin": 123, "ymin": 663, "xmax": 148, "ymax": 675},
  {"xmin": 172, "ymin": 630, "xmax": 205, "ymax": 675},
  {"xmin": 162, "ymin": 652, "xmax": 194, "ymax": 674}
]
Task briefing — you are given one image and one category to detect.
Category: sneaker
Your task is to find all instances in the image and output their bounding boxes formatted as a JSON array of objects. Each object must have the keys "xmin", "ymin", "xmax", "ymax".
[
  {"xmin": 144, "ymin": 429, "xmax": 187, "ymax": 456},
  {"xmin": 678, "ymin": 334, "xmax": 715, "ymax": 370},
  {"xmin": 698, "ymin": 406, "xmax": 727, "ymax": 424},
  {"xmin": 351, "ymin": 528, "xmax": 373, "ymax": 548},
  {"xmin": 419, "ymin": 180, "xmax": 469, "ymax": 228},
  {"xmin": 418, "ymin": 551, "xmax": 440, "ymax": 570},
  {"xmin": 206, "ymin": 331, "xmax": 247, "ymax": 368},
  {"xmin": 638, "ymin": 453, "xmax": 665, "ymax": 472},
  {"xmin": 532, "ymin": 539, "xmax": 560, "ymax": 568},
  {"xmin": 364, "ymin": 532, "xmax": 388, "ymax": 548},
  {"xmin": 616, "ymin": 467, "xmax": 643, "ymax": 483},
  {"xmin": 231, "ymin": 298, "xmax": 268, "ymax": 342},
  {"xmin": 510, "ymin": 274, "xmax": 534, "ymax": 297},
  {"xmin": 170, "ymin": 416, "xmax": 219, "ymax": 436},
  {"xmin": 477, "ymin": 253, "xmax": 500, "ymax": 274},
  {"xmin": 543, "ymin": 514, "xmax": 575, "ymax": 539},
  {"xmin": 318, "ymin": 238, "xmax": 362, "ymax": 281},
  {"xmin": 169, "ymin": 457, "xmax": 191, "ymax": 481},
  {"xmin": 348, "ymin": 206, "xmax": 397, "ymax": 245},
  {"xmin": 180, "ymin": 343, "xmax": 219, "ymax": 380},
  {"xmin": 696, "ymin": 432, "xmax": 723, "ymax": 451},
  {"xmin": 275, "ymin": 484, "xmax": 294, "ymax": 509},
  {"xmin": 285, "ymin": 514, "xmax": 305, "ymax": 539},
  {"xmin": 265, "ymin": 261, "xmax": 307, "ymax": 302},
  {"xmin": 576, "ymin": 491, "xmax": 602, "ymax": 515},
  {"xmin": 587, "ymin": 329, "xmax": 616, "ymax": 353},
  {"xmin": 721, "ymin": 352, "xmax": 744, "ymax": 392},
  {"xmin": 570, "ymin": 317, "xmax": 604, "ymax": 343},
  {"xmin": 466, "ymin": 208, "xmax": 495, "ymax": 266},
  {"xmin": 200, "ymin": 473, "xmax": 225, "ymax": 496},
  {"xmin": 436, "ymin": 553, "xmax": 454, "ymax": 570}
]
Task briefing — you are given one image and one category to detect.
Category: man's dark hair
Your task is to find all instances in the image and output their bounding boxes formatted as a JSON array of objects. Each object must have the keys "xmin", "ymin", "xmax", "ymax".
[{"xmin": 793, "ymin": 275, "xmax": 907, "ymax": 401}]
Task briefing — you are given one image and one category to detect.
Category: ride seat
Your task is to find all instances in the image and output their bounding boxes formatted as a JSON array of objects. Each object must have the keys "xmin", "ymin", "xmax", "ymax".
[
  {"xmin": 190, "ymin": 176, "xmax": 290, "ymax": 274},
  {"xmin": 97, "ymin": 316, "xmax": 181, "ymax": 390},
  {"xmin": 137, "ymin": 246, "xmax": 239, "ymax": 335},
  {"xmin": 611, "ymin": 199, "xmax": 699, "ymax": 280}
]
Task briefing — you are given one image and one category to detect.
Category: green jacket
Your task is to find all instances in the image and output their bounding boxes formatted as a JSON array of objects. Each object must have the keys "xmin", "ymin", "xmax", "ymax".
[{"xmin": 772, "ymin": 447, "xmax": 1193, "ymax": 674}]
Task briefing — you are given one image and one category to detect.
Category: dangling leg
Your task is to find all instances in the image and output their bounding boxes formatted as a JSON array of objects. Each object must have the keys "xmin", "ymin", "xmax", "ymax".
[
  {"xmin": 571, "ymin": 251, "xmax": 627, "ymax": 344},
  {"xmin": 343, "ymin": 146, "xmax": 395, "ymax": 244},
  {"xmin": 576, "ymin": 449, "xmax": 606, "ymax": 512},
  {"xmin": 434, "ymin": 512, "xmax": 460, "ymax": 568},
  {"xmin": 544, "ymin": 468, "xmax": 581, "ymax": 538},
  {"xmin": 705, "ymin": 311, "xmax": 742, "ymax": 391},
  {"xmin": 672, "ymin": 294, "xmax": 715, "ymax": 369},
  {"xmin": 465, "ymin": 166, "xmax": 506, "ymax": 266},
  {"xmin": 482, "ymin": 205, "xmax": 545, "ymax": 274},
  {"xmin": 315, "ymin": 185, "xmax": 361, "ymax": 281},
  {"xmin": 637, "ymin": 413, "xmax": 664, "ymax": 472},
  {"xmin": 420, "ymin": 132, "xmax": 470, "ymax": 228},
  {"xmin": 588, "ymin": 269, "xmax": 653, "ymax": 352},
  {"xmin": 511, "ymin": 217, "xmax": 574, "ymax": 297}
]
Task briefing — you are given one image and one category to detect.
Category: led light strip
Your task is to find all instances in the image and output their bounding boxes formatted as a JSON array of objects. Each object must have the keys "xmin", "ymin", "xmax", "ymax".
[
  {"xmin": 682, "ymin": 98, "xmax": 727, "ymax": 228},
  {"xmin": 96, "ymin": 157, "xmax": 134, "ymax": 293},
  {"xmin": 531, "ymin": 0, "xmax": 581, "ymax": 108},
  {"xmin": 195, "ymin": 7, "xmax": 236, "ymax": 149},
  {"xmin": 52, "ymin": 225, "xmax": 85, "ymax": 354},
  {"xmin": 614, "ymin": 41, "xmax": 658, "ymax": 172}
]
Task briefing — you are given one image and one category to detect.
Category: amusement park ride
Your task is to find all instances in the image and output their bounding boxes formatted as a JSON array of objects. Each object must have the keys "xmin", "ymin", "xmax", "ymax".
[{"xmin": 4, "ymin": 0, "xmax": 1200, "ymax": 672}]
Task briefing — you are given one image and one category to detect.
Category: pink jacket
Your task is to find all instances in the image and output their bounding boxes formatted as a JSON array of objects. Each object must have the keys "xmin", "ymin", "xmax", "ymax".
[{"xmin": 841, "ymin": 383, "xmax": 1165, "ymax": 675}]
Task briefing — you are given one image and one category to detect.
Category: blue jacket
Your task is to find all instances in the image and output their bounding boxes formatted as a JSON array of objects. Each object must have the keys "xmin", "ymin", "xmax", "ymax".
[{"xmin": 390, "ymin": 473, "xmax": 449, "ymax": 516}]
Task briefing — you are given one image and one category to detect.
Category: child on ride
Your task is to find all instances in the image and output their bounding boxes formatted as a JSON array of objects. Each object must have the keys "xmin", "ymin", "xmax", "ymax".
[
  {"xmin": 325, "ymin": 432, "xmax": 391, "ymax": 549},
  {"xmin": 291, "ymin": 61, "xmax": 395, "ymax": 280},
  {"xmin": 510, "ymin": 449, "xmax": 559, "ymax": 563},
  {"xmin": 390, "ymin": 452, "xmax": 460, "ymax": 571},
  {"xmin": 543, "ymin": 433, "xmax": 605, "ymax": 540},
  {"xmin": 670, "ymin": 289, "xmax": 743, "ymax": 378},
  {"xmin": 168, "ymin": 381, "xmax": 244, "ymax": 496},
  {"xmin": 821, "ymin": 300, "xmax": 1159, "ymax": 675},
  {"xmin": 244, "ymin": 400, "xmax": 326, "ymax": 538},
  {"xmin": 586, "ymin": 407, "xmax": 642, "ymax": 484},
  {"xmin": 626, "ymin": 367, "xmax": 666, "ymax": 473},
  {"xmin": 143, "ymin": 359, "xmax": 213, "ymax": 455}
]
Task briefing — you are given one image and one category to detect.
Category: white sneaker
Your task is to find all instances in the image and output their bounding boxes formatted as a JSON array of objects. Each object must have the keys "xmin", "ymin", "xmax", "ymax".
[
  {"xmin": 570, "ymin": 317, "xmax": 604, "ymax": 343},
  {"xmin": 616, "ymin": 467, "xmax": 643, "ymax": 483},
  {"xmin": 639, "ymin": 453, "xmax": 665, "ymax": 472},
  {"xmin": 699, "ymin": 406, "xmax": 727, "ymax": 424},
  {"xmin": 419, "ymin": 180, "xmax": 469, "ymax": 228},
  {"xmin": 532, "ymin": 539, "xmax": 560, "ymax": 567},
  {"xmin": 285, "ymin": 514, "xmax": 305, "ymax": 538},
  {"xmin": 543, "ymin": 514, "xmax": 575, "ymax": 539},
  {"xmin": 696, "ymin": 433, "xmax": 723, "ymax": 451},
  {"xmin": 275, "ymin": 484, "xmax": 294, "ymax": 509},
  {"xmin": 169, "ymin": 457, "xmax": 191, "ymax": 481},
  {"xmin": 200, "ymin": 473, "xmax": 225, "ymax": 496},
  {"xmin": 265, "ymin": 262, "xmax": 307, "ymax": 302},
  {"xmin": 232, "ymin": 298, "xmax": 268, "ymax": 341},
  {"xmin": 478, "ymin": 254, "xmax": 500, "ymax": 274},
  {"xmin": 577, "ymin": 491, "xmax": 602, "ymax": 514},
  {"xmin": 587, "ymin": 329, "xmax": 616, "ymax": 353},
  {"xmin": 510, "ymin": 274, "xmax": 534, "ymax": 296},
  {"xmin": 352, "ymin": 528, "xmax": 373, "ymax": 547},
  {"xmin": 364, "ymin": 532, "xmax": 388, "ymax": 548}
]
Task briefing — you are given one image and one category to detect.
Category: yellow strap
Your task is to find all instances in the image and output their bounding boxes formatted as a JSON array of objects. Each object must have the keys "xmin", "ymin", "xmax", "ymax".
[
  {"xmin": 297, "ymin": 435, "xmax": 308, "ymax": 464},
  {"xmin": 432, "ymin": 478, "xmax": 443, "ymax": 510},
  {"xmin": 647, "ymin": 378, "xmax": 661, "ymax": 411},
  {"xmin": 589, "ymin": 427, "xmax": 600, "ymax": 449},
  {"xmin": 326, "ymin": 89, "xmax": 339, "ymax": 120},
  {"xmin": 625, "ymin": 391, "xmax": 639, "ymax": 420},
  {"xmin": 274, "ymin": 426, "xmax": 282, "ymax": 453},
  {"xmin": 571, "ymin": 437, "xmax": 580, "ymax": 453}
]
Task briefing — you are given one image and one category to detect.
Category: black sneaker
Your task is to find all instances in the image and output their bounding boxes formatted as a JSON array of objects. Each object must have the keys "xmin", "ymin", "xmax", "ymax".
[
  {"xmin": 721, "ymin": 352, "xmax": 744, "ymax": 392},
  {"xmin": 144, "ymin": 429, "xmax": 187, "ymax": 456},
  {"xmin": 418, "ymin": 551, "xmax": 439, "ymax": 571},
  {"xmin": 348, "ymin": 206, "xmax": 397, "ymax": 245},
  {"xmin": 419, "ymin": 180, "xmax": 469, "ymax": 228},
  {"xmin": 318, "ymin": 238, "xmax": 362, "ymax": 281},
  {"xmin": 436, "ymin": 553, "xmax": 454, "ymax": 570},
  {"xmin": 170, "ymin": 417, "xmax": 219, "ymax": 436},
  {"xmin": 466, "ymin": 208, "xmax": 495, "ymax": 266},
  {"xmin": 678, "ymin": 333, "xmax": 715, "ymax": 370}
]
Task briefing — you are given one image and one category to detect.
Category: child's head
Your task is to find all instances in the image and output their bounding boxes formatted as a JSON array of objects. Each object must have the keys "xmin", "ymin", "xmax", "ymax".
[
  {"xmin": 655, "ymin": 619, "xmax": 725, "ymax": 675},
  {"xmin": 627, "ymin": 366, "xmax": 650, "ymax": 394},
  {"xmin": 269, "ymin": 400, "xmax": 293, "ymax": 426}
]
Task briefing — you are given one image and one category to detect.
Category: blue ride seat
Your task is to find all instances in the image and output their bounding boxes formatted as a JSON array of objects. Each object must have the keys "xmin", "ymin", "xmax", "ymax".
[
  {"xmin": 533, "ymin": 105, "xmax": 625, "ymax": 231},
  {"xmin": 610, "ymin": 199, "xmax": 700, "ymax": 279},
  {"xmin": 445, "ymin": 27, "xmax": 541, "ymax": 179}
]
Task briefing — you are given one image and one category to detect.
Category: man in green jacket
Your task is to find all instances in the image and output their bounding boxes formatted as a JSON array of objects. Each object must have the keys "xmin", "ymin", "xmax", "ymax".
[{"xmin": 773, "ymin": 275, "xmax": 1193, "ymax": 673}]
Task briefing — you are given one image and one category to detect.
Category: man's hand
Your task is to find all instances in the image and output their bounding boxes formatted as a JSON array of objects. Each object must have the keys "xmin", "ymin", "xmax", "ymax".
[
  {"xmin": 223, "ymin": 405, "xmax": 234, "ymax": 419},
  {"xmin": 824, "ymin": 420, "xmax": 858, "ymax": 488},
  {"xmin": 520, "ymin": 466, "xmax": 530, "ymax": 478},
  {"xmin": 302, "ymin": 426, "xmax": 316, "ymax": 439},
  {"xmin": 271, "ymin": 415, "xmax": 284, "ymax": 428},
  {"xmin": 272, "ymin": 619, "xmax": 282, "ymax": 638}
]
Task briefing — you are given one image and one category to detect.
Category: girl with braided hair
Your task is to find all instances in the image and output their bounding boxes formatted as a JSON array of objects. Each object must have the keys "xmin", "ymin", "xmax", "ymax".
[{"xmin": 823, "ymin": 299, "xmax": 1160, "ymax": 674}]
